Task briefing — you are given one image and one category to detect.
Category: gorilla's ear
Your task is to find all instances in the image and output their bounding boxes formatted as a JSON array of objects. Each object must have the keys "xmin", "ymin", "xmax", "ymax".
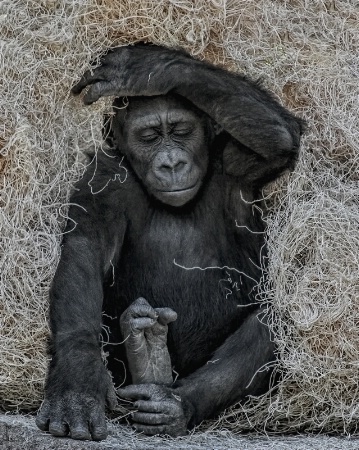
[
  {"xmin": 102, "ymin": 97, "xmax": 129, "ymax": 148},
  {"xmin": 204, "ymin": 118, "xmax": 224, "ymax": 146}
]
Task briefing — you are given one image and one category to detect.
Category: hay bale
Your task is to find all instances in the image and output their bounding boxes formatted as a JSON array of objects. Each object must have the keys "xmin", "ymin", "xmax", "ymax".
[{"xmin": 1, "ymin": 0, "xmax": 358, "ymax": 434}]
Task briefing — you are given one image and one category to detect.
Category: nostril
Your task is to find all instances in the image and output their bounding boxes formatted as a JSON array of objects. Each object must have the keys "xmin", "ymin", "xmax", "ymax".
[
  {"xmin": 160, "ymin": 160, "xmax": 187, "ymax": 173},
  {"xmin": 175, "ymin": 161, "xmax": 186, "ymax": 171}
]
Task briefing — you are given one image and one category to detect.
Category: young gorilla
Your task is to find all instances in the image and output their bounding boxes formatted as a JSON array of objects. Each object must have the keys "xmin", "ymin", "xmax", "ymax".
[{"xmin": 36, "ymin": 44, "xmax": 303, "ymax": 441}]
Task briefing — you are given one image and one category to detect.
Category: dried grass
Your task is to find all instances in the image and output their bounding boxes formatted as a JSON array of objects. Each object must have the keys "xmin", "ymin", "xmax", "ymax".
[{"xmin": 1, "ymin": 0, "xmax": 358, "ymax": 434}]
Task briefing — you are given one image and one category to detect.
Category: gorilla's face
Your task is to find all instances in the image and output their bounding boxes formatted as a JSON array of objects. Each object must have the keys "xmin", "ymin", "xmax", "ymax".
[{"xmin": 114, "ymin": 95, "xmax": 210, "ymax": 207}]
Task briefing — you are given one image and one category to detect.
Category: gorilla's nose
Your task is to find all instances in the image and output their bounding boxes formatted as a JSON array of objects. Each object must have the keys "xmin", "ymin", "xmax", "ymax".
[
  {"xmin": 155, "ymin": 151, "xmax": 189, "ymax": 177},
  {"xmin": 159, "ymin": 160, "xmax": 187, "ymax": 173}
]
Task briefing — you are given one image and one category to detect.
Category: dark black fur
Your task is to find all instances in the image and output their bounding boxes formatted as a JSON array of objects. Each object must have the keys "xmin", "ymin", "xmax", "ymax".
[{"xmin": 36, "ymin": 44, "xmax": 303, "ymax": 440}]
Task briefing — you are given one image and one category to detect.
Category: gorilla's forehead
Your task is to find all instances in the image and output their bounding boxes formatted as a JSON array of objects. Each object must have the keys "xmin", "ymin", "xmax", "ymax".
[
  {"xmin": 125, "ymin": 95, "xmax": 200, "ymax": 129},
  {"xmin": 130, "ymin": 110, "xmax": 194, "ymax": 130}
]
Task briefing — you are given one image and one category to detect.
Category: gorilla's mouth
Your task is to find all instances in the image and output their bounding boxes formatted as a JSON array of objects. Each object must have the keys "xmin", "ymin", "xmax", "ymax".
[
  {"xmin": 161, "ymin": 184, "xmax": 197, "ymax": 193},
  {"xmin": 155, "ymin": 183, "xmax": 200, "ymax": 207}
]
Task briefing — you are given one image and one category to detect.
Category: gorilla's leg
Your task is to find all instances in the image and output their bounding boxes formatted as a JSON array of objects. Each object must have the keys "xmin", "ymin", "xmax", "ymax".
[
  {"xmin": 174, "ymin": 309, "xmax": 276, "ymax": 426},
  {"xmin": 117, "ymin": 309, "xmax": 275, "ymax": 436},
  {"xmin": 120, "ymin": 297, "xmax": 177, "ymax": 385}
]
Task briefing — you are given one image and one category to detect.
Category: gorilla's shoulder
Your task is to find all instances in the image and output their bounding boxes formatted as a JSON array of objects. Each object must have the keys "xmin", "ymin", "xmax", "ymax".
[
  {"xmin": 76, "ymin": 147, "xmax": 137, "ymax": 191},
  {"xmin": 70, "ymin": 147, "xmax": 140, "ymax": 212}
]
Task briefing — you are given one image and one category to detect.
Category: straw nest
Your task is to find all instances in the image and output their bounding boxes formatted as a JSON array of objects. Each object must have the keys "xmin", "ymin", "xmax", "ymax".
[{"xmin": 1, "ymin": 0, "xmax": 358, "ymax": 434}]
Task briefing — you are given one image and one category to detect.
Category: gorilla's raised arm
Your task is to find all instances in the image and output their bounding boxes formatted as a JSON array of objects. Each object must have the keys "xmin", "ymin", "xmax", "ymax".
[{"xmin": 72, "ymin": 43, "xmax": 303, "ymax": 169}]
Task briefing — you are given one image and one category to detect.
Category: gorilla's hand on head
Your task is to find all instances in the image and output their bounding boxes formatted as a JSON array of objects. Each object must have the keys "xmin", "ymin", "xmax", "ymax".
[{"xmin": 71, "ymin": 44, "xmax": 191, "ymax": 104}]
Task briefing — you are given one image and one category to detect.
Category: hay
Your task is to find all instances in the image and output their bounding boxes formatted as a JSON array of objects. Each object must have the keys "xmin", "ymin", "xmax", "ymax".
[{"xmin": 1, "ymin": 0, "xmax": 358, "ymax": 435}]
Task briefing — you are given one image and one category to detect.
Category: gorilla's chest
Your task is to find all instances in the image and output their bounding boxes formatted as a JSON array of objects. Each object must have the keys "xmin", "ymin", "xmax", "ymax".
[
  {"xmin": 142, "ymin": 214, "xmax": 227, "ymax": 267},
  {"xmin": 118, "ymin": 207, "xmax": 244, "ymax": 307}
]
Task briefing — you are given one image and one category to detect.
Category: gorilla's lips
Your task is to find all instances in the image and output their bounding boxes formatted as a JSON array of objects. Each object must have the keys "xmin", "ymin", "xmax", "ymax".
[{"xmin": 155, "ymin": 182, "xmax": 200, "ymax": 207}]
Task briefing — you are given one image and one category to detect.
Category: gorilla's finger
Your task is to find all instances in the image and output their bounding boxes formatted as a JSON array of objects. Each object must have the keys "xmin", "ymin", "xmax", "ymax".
[
  {"xmin": 131, "ymin": 317, "xmax": 157, "ymax": 331},
  {"xmin": 132, "ymin": 411, "xmax": 170, "ymax": 425},
  {"xmin": 67, "ymin": 408, "xmax": 92, "ymax": 441},
  {"xmin": 134, "ymin": 400, "xmax": 169, "ymax": 414},
  {"xmin": 89, "ymin": 409, "xmax": 108, "ymax": 441},
  {"xmin": 117, "ymin": 385, "xmax": 153, "ymax": 401},
  {"xmin": 35, "ymin": 402, "xmax": 51, "ymax": 431},
  {"xmin": 155, "ymin": 307, "xmax": 177, "ymax": 325},
  {"xmin": 70, "ymin": 424, "xmax": 92, "ymax": 441},
  {"xmin": 106, "ymin": 383, "xmax": 118, "ymax": 411},
  {"xmin": 35, "ymin": 415, "xmax": 49, "ymax": 431},
  {"xmin": 131, "ymin": 298, "xmax": 158, "ymax": 319},
  {"xmin": 82, "ymin": 81, "xmax": 118, "ymax": 105},
  {"xmin": 71, "ymin": 67, "xmax": 108, "ymax": 95},
  {"xmin": 91, "ymin": 424, "xmax": 108, "ymax": 441},
  {"xmin": 48, "ymin": 420, "xmax": 69, "ymax": 437}
]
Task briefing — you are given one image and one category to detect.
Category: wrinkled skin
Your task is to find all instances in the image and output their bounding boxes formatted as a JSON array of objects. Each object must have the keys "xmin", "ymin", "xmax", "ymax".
[
  {"xmin": 37, "ymin": 353, "xmax": 117, "ymax": 441},
  {"xmin": 118, "ymin": 384, "xmax": 189, "ymax": 437},
  {"xmin": 118, "ymin": 298, "xmax": 185, "ymax": 435},
  {"xmin": 112, "ymin": 95, "xmax": 210, "ymax": 207},
  {"xmin": 120, "ymin": 297, "xmax": 177, "ymax": 385},
  {"xmin": 71, "ymin": 45, "xmax": 189, "ymax": 102},
  {"xmin": 37, "ymin": 43, "xmax": 303, "ymax": 440}
]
